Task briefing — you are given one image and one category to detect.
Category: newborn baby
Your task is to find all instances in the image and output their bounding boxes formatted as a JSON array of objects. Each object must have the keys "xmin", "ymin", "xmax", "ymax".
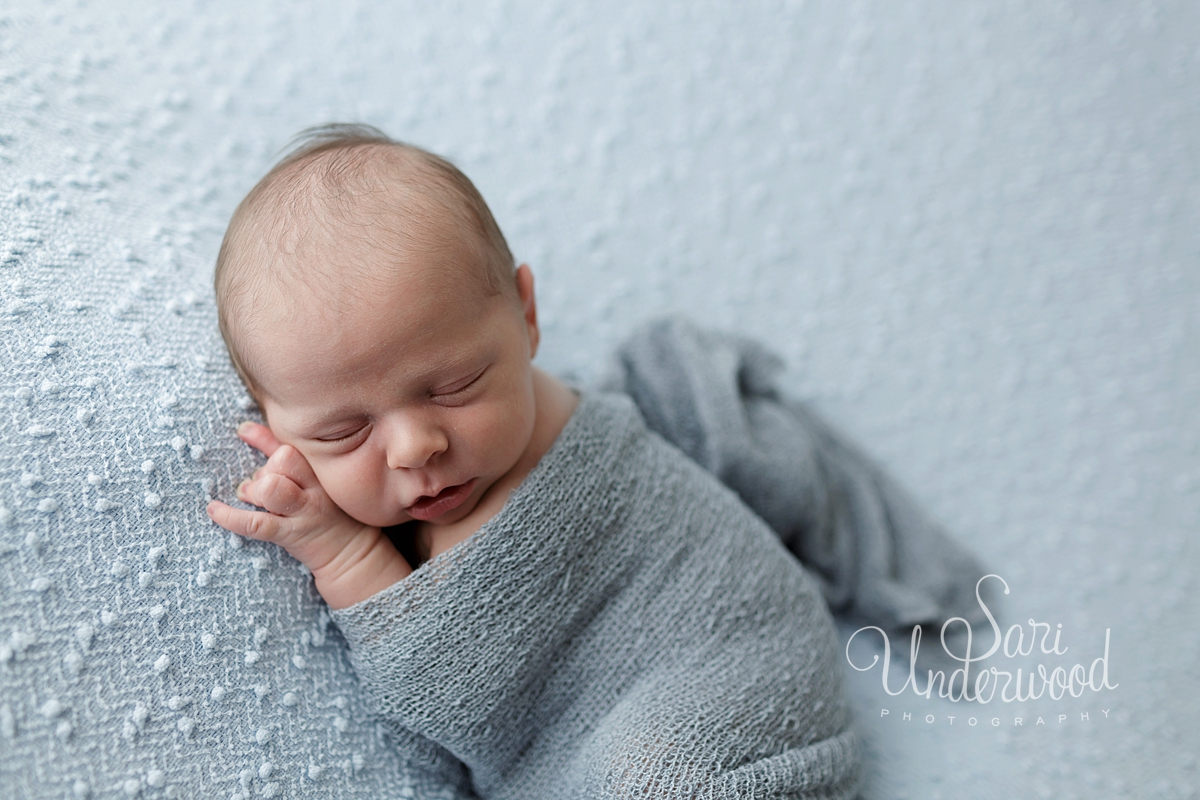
[
  {"xmin": 208, "ymin": 124, "xmax": 859, "ymax": 799},
  {"xmin": 207, "ymin": 124, "xmax": 578, "ymax": 611}
]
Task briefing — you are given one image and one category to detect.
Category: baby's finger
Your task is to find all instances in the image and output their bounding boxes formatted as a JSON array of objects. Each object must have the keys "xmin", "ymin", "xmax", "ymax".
[
  {"xmin": 206, "ymin": 500, "xmax": 285, "ymax": 544},
  {"xmin": 237, "ymin": 421, "xmax": 284, "ymax": 458},
  {"xmin": 238, "ymin": 471, "xmax": 307, "ymax": 516},
  {"xmin": 263, "ymin": 444, "xmax": 320, "ymax": 491}
]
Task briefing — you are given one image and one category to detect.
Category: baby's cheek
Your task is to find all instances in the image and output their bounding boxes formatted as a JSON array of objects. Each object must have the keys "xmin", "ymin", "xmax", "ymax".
[{"xmin": 313, "ymin": 462, "xmax": 378, "ymax": 519}]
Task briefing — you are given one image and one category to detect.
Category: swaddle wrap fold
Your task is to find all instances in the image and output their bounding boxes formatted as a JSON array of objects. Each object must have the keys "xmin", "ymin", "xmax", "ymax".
[
  {"xmin": 332, "ymin": 392, "xmax": 860, "ymax": 800},
  {"xmin": 601, "ymin": 317, "xmax": 987, "ymax": 636}
]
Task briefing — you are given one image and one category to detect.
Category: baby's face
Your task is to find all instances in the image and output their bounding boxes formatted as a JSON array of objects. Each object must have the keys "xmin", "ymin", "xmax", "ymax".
[{"xmin": 246, "ymin": 232, "xmax": 538, "ymax": 531}]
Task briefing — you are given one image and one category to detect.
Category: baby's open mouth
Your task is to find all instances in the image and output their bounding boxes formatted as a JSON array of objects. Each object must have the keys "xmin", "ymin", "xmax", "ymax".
[{"xmin": 405, "ymin": 479, "xmax": 477, "ymax": 522}]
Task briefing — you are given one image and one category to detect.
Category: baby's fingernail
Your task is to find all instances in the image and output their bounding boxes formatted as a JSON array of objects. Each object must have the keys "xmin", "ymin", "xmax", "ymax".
[
  {"xmin": 237, "ymin": 422, "xmax": 254, "ymax": 436},
  {"xmin": 236, "ymin": 480, "xmax": 249, "ymax": 497}
]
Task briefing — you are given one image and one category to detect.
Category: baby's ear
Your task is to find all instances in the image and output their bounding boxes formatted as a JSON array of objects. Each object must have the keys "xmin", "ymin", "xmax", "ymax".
[{"xmin": 515, "ymin": 263, "xmax": 539, "ymax": 356}]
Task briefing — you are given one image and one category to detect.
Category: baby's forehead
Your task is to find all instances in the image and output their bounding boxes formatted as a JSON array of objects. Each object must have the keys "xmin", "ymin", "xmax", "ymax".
[
  {"xmin": 233, "ymin": 250, "xmax": 491, "ymax": 389},
  {"xmin": 251, "ymin": 203, "xmax": 486, "ymax": 308}
]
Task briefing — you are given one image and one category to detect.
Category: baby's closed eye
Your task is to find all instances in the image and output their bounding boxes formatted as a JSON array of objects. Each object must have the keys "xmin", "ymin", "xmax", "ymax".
[
  {"xmin": 430, "ymin": 366, "xmax": 488, "ymax": 404},
  {"xmin": 313, "ymin": 423, "xmax": 371, "ymax": 446}
]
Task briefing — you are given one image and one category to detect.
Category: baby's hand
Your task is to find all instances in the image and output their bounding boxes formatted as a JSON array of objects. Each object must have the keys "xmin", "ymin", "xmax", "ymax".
[{"xmin": 206, "ymin": 421, "xmax": 411, "ymax": 609}]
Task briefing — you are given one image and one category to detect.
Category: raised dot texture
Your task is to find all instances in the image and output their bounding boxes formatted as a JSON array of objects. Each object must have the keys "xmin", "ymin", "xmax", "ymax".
[
  {"xmin": 63, "ymin": 651, "xmax": 85, "ymax": 675},
  {"xmin": 75, "ymin": 624, "xmax": 94, "ymax": 649},
  {"xmin": 10, "ymin": 632, "xmax": 36, "ymax": 653}
]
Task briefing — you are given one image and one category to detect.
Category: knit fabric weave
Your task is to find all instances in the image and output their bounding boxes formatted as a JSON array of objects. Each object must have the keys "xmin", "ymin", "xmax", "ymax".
[{"xmin": 331, "ymin": 392, "xmax": 860, "ymax": 800}]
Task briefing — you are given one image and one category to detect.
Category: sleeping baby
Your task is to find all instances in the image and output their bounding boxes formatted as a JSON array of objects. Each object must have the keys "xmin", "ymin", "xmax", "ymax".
[{"xmin": 207, "ymin": 123, "xmax": 860, "ymax": 799}]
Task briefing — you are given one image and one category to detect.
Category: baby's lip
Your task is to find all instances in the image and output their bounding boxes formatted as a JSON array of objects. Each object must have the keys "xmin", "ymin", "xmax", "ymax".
[
  {"xmin": 407, "ymin": 478, "xmax": 463, "ymax": 504},
  {"xmin": 404, "ymin": 479, "xmax": 477, "ymax": 522}
]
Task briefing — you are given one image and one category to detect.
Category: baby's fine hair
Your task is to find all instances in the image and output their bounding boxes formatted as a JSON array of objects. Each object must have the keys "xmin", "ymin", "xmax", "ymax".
[{"xmin": 214, "ymin": 123, "xmax": 516, "ymax": 394}]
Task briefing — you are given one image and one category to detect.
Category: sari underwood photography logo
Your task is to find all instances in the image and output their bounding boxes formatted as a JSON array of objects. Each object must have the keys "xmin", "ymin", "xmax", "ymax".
[{"xmin": 845, "ymin": 575, "xmax": 1118, "ymax": 729}]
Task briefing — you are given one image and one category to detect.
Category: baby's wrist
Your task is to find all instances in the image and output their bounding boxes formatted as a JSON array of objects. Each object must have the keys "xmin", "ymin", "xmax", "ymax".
[{"xmin": 309, "ymin": 526, "xmax": 412, "ymax": 610}]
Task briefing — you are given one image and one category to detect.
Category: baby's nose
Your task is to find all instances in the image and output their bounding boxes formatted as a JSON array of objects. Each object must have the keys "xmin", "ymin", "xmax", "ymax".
[{"xmin": 384, "ymin": 418, "xmax": 448, "ymax": 470}]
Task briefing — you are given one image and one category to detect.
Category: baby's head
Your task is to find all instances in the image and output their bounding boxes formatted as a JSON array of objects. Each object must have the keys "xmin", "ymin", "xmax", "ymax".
[
  {"xmin": 214, "ymin": 124, "xmax": 544, "ymax": 529},
  {"xmin": 216, "ymin": 124, "xmax": 519, "ymax": 396}
]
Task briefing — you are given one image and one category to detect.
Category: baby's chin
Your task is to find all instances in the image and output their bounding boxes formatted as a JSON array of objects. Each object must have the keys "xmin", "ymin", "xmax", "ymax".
[
  {"xmin": 331, "ymin": 503, "xmax": 410, "ymax": 530},
  {"xmin": 360, "ymin": 504, "xmax": 469, "ymax": 531}
]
